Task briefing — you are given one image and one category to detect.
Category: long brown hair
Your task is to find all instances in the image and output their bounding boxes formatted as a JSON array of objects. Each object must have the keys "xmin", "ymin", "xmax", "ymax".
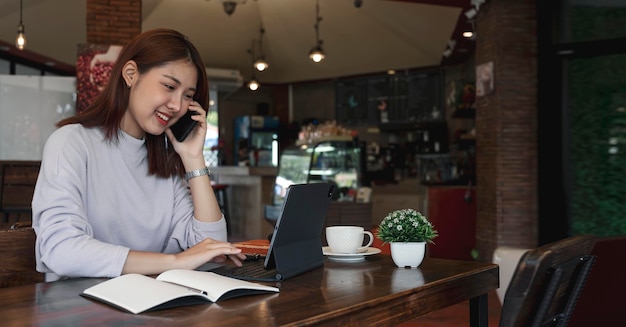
[{"xmin": 59, "ymin": 29, "xmax": 209, "ymax": 178}]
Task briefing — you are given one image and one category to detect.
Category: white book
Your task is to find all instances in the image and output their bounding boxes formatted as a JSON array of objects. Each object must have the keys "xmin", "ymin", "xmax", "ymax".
[{"xmin": 81, "ymin": 269, "xmax": 280, "ymax": 314}]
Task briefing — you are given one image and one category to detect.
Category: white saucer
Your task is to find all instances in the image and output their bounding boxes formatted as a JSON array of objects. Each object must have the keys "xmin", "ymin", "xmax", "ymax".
[{"xmin": 322, "ymin": 247, "xmax": 382, "ymax": 262}]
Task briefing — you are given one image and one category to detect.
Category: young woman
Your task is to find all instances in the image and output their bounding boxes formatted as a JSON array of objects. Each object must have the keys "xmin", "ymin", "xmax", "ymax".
[{"xmin": 32, "ymin": 28, "xmax": 245, "ymax": 280}]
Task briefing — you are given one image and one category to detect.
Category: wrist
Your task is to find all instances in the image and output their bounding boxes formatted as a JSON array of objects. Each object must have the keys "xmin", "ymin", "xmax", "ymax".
[
  {"xmin": 180, "ymin": 156, "xmax": 206, "ymax": 171},
  {"xmin": 184, "ymin": 167, "xmax": 211, "ymax": 182}
]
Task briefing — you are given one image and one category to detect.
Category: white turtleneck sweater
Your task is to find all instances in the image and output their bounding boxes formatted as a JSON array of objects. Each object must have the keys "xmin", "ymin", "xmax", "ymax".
[{"xmin": 32, "ymin": 124, "xmax": 226, "ymax": 279}]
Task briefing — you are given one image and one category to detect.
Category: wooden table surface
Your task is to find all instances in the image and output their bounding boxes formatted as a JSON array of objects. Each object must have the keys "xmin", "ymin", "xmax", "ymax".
[{"xmin": 0, "ymin": 256, "xmax": 498, "ymax": 326}]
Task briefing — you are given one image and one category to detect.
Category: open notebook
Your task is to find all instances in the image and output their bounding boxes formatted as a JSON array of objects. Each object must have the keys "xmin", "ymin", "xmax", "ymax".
[{"xmin": 199, "ymin": 182, "xmax": 334, "ymax": 282}]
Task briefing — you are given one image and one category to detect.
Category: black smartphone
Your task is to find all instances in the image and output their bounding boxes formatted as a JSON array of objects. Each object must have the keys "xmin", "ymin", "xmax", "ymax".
[{"xmin": 170, "ymin": 110, "xmax": 199, "ymax": 142}]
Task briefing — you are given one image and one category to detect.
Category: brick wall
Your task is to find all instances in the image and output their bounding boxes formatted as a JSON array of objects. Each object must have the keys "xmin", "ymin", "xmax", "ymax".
[
  {"xmin": 86, "ymin": 0, "xmax": 142, "ymax": 45},
  {"xmin": 474, "ymin": 0, "xmax": 539, "ymax": 262}
]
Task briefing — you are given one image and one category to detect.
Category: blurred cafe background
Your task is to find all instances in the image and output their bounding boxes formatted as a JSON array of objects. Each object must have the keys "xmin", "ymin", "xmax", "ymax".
[{"xmin": 1, "ymin": 0, "xmax": 626, "ymax": 278}]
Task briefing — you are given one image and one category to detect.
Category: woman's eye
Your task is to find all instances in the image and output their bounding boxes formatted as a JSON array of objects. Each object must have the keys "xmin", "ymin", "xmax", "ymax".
[
  {"xmin": 185, "ymin": 94, "xmax": 194, "ymax": 100},
  {"xmin": 163, "ymin": 84, "xmax": 174, "ymax": 90}
]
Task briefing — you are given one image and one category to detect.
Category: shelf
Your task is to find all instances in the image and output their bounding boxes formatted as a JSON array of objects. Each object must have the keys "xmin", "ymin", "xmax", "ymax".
[
  {"xmin": 415, "ymin": 153, "xmax": 450, "ymax": 158},
  {"xmin": 308, "ymin": 169, "xmax": 340, "ymax": 176},
  {"xmin": 295, "ymin": 136, "xmax": 353, "ymax": 146},
  {"xmin": 378, "ymin": 120, "xmax": 446, "ymax": 132}
]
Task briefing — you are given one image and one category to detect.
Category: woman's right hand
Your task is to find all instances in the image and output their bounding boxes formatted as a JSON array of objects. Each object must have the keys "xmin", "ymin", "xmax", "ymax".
[
  {"xmin": 177, "ymin": 238, "xmax": 247, "ymax": 269},
  {"xmin": 123, "ymin": 238, "xmax": 246, "ymax": 275}
]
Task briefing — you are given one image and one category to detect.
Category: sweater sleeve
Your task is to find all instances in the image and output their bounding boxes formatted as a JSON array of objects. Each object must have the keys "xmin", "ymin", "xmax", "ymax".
[
  {"xmin": 164, "ymin": 175, "xmax": 228, "ymax": 253},
  {"xmin": 32, "ymin": 127, "xmax": 129, "ymax": 278}
]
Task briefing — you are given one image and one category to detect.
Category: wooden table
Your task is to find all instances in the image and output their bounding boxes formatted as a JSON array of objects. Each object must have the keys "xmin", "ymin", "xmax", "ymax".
[{"xmin": 0, "ymin": 256, "xmax": 498, "ymax": 326}]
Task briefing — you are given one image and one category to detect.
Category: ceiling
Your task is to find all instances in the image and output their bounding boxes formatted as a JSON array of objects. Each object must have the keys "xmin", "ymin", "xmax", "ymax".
[{"xmin": 0, "ymin": 0, "xmax": 474, "ymax": 84}]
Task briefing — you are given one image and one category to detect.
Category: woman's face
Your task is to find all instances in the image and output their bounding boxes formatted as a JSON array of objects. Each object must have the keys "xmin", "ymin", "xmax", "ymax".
[{"xmin": 122, "ymin": 59, "xmax": 198, "ymax": 139}]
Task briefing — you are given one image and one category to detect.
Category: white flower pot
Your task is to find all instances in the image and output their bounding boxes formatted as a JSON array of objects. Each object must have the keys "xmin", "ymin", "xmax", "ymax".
[{"xmin": 390, "ymin": 242, "xmax": 426, "ymax": 268}]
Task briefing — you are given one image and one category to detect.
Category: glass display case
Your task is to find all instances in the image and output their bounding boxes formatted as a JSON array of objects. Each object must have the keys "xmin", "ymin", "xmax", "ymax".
[{"xmin": 271, "ymin": 137, "xmax": 364, "ymax": 206}]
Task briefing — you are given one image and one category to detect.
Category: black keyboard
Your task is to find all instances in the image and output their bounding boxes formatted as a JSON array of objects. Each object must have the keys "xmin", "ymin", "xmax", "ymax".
[{"xmin": 209, "ymin": 254, "xmax": 283, "ymax": 282}]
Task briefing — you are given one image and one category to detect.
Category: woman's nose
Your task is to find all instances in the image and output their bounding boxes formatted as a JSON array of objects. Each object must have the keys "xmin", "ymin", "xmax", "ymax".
[{"xmin": 167, "ymin": 96, "xmax": 183, "ymax": 112}]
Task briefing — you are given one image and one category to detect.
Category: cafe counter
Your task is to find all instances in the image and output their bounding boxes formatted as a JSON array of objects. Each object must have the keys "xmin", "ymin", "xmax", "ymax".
[{"xmin": 209, "ymin": 166, "xmax": 277, "ymax": 240}]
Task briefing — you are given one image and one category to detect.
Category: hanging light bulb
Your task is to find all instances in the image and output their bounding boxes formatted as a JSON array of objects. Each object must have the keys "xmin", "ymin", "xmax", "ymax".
[
  {"xmin": 16, "ymin": 24, "xmax": 26, "ymax": 50},
  {"xmin": 248, "ymin": 78, "xmax": 260, "ymax": 91},
  {"xmin": 309, "ymin": 0, "xmax": 325, "ymax": 63},
  {"xmin": 253, "ymin": 26, "xmax": 269, "ymax": 72},
  {"xmin": 16, "ymin": 0, "xmax": 26, "ymax": 50},
  {"xmin": 309, "ymin": 45, "xmax": 325, "ymax": 63},
  {"xmin": 246, "ymin": 49, "xmax": 260, "ymax": 90},
  {"xmin": 222, "ymin": 1, "xmax": 238, "ymax": 16},
  {"xmin": 254, "ymin": 58, "xmax": 269, "ymax": 72}
]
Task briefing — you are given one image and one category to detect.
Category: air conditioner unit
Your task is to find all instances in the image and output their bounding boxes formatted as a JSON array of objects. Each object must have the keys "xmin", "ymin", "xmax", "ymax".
[{"xmin": 205, "ymin": 67, "xmax": 243, "ymax": 93}]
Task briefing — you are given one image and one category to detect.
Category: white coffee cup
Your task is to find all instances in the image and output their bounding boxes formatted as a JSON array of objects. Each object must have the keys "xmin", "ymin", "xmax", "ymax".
[{"xmin": 326, "ymin": 226, "xmax": 374, "ymax": 254}]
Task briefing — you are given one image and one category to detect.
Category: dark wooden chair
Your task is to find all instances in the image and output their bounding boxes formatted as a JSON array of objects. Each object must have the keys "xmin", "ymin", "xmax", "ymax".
[
  {"xmin": 569, "ymin": 235, "xmax": 626, "ymax": 326},
  {"xmin": 0, "ymin": 222, "xmax": 44, "ymax": 288},
  {"xmin": 212, "ymin": 183, "xmax": 231, "ymax": 235},
  {"xmin": 0, "ymin": 161, "xmax": 40, "ymax": 224},
  {"xmin": 499, "ymin": 234, "xmax": 596, "ymax": 327}
]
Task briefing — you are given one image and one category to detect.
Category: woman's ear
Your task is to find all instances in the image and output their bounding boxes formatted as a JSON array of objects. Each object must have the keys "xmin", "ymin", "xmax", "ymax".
[{"xmin": 122, "ymin": 60, "xmax": 137, "ymax": 88}]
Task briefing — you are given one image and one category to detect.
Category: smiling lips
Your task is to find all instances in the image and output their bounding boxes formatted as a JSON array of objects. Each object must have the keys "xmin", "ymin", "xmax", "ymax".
[{"xmin": 155, "ymin": 112, "xmax": 171, "ymax": 126}]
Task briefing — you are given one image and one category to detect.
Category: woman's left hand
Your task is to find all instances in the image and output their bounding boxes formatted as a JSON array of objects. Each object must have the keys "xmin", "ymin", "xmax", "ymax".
[{"xmin": 165, "ymin": 101, "xmax": 208, "ymax": 160}]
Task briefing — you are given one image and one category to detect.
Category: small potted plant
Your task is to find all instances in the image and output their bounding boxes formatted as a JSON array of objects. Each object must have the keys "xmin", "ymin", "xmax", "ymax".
[{"xmin": 377, "ymin": 208, "xmax": 438, "ymax": 268}]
